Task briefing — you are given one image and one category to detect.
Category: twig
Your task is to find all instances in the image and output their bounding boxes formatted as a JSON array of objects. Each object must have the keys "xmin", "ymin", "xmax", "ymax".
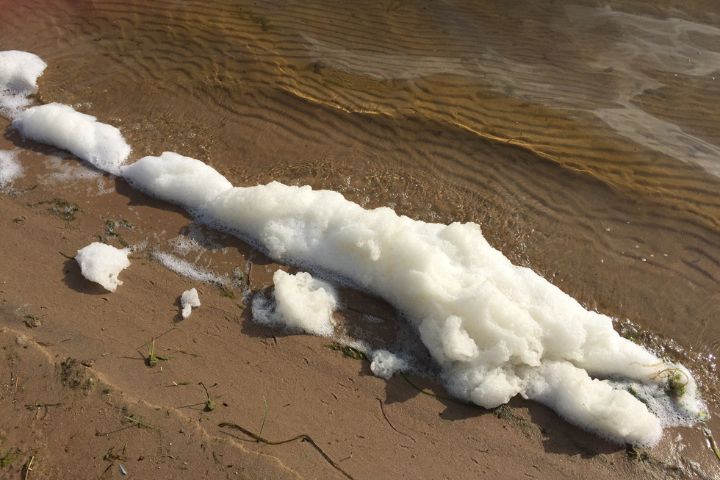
[
  {"xmin": 399, "ymin": 373, "xmax": 440, "ymax": 398},
  {"xmin": 200, "ymin": 382, "xmax": 215, "ymax": 412},
  {"xmin": 259, "ymin": 397, "xmax": 268, "ymax": 436},
  {"xmin": 96, "ymin": 415, "xmax": 157, "ymax": 436},
  {"xmin": 141, "ymin": 338, "xmax": 170, "ymax": 367},
  {"xmin": 166, "ymin": 381, "xmax": 191, "ymax": 387},
  {"xmin": 25, "ymin": 402, "xmax": 62, "ymax": 419},
  {"xmin": 704, "ymin": 427, "xmax": 720, "ymax": 463},
  {"xmin": 219, "ymin": 422, "xmax": 355, "ymax": 480},
  {"xmin": 22, "ymin": 455, "xmax": 34, "ymax": 480},
  {"xmin": 376, "ymin": 398, "xmax": 415, "ymax": 442},
  {"xmin": 399, "ymin": 373, "xmax": 470, "ymax": 406},
  {"xmin": 123, "ymin": 415, "xmax": 156, "ymax": 430},
  {"xmin": 134, "ymin": 326, "xmax": 177, "ymax": 351}
]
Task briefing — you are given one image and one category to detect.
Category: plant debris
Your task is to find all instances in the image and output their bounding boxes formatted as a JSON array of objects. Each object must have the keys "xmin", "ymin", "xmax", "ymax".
[
  {"xmin": 33, "ymin": 198, "xmax": 80, "ymax": 221},
  {"xmin": 327, "ymin": 342, "xmax": 366, "ymax": 360},
  {"xmin": 219, "ymin": 421, "xmax": 355, "ymax": 480}
]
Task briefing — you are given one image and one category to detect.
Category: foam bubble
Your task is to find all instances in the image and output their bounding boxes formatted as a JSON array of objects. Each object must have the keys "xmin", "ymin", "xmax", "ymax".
[
  {"xmin": 75, "ymin": 242, "xmax": 130, "ymax": 292},
  {"xmin": 12, "ymin": 103, "xmax": 131, "ymax": 175}
]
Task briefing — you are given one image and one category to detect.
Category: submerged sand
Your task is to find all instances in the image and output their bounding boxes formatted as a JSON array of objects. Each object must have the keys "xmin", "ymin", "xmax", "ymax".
[{"xmin": 0, "ymin": 0, "xmax": 719, "ymax": 478}]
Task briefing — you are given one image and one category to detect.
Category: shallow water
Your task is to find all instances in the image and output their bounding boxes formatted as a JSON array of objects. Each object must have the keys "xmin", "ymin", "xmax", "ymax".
[{"xmin": 1, "ymin": 0, "xmax": 718, "ymax": 417}]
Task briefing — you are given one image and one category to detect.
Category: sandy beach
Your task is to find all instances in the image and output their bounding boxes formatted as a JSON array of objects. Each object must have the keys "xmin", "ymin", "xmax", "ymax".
[{"xmin": 1, "ymin": 1, "xmax": 719, "ymax": 479}]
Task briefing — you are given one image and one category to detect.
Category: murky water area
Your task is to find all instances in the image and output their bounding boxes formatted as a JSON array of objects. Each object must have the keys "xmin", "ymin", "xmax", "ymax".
[{"xmin": 1, "ymin": 0, "xmax": 719, "ymax": 452}]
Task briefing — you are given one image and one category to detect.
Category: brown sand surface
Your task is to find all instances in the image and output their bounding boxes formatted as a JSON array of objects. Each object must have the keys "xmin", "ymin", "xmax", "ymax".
[{"xmin": 0, "ymin": 0, "xmax": 719, "ymax": 478}]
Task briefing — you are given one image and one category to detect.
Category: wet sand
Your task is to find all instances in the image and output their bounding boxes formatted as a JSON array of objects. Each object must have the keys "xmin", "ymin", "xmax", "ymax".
[{"xmin": 0, "ymin": 0, "xmax": 719, "ymax": 478}]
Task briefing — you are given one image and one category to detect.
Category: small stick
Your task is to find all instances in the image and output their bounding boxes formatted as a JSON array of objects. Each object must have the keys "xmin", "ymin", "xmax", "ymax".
[
  {"xmin": 95, "ymin": 415, "xmax": 156, "ymax": 436},
  {"xmin": 134, "ymin": 326, "xmax": 177, "ymax": 351},
  {"xmin": 200, "ymin": 382, "xmax": 215, "ymax": 412},
  {"xmin": 704, "ymin": 427, "xmax": 720, "ymax": 463},
  {"xmin": 259, "ymin": 397, "xmax": 268, "ymax": 436},
  {"xmin": 22, "ymin": 455, "xmax": 34, "ymax": 480},
  {"xmin": 399, "ymin": 373, "xmax": 439, "ymax": 398},
  {"xmin": 146, "ymin": 338, "xmax": 157, "ymax": 367},
  {"xmin": 376, "ymin": 398, "xmax": 415, "ymax": 442},
  {"xmin": 219, "ymin": 422, "xmax": 355, "ymax": 480}
]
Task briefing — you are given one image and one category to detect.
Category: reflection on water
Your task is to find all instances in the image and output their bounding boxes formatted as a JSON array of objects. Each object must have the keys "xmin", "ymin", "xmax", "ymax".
[{"xmin": 1, "ymin": 0, "xmax": 718, "ymax": 439}]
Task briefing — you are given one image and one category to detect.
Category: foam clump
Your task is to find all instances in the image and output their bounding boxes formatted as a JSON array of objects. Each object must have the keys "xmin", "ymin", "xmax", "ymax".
[
  {"xmin": 0, "ymin": 50, "xmax": 46, "ymax": 116},
  {"xmin": 88, "ymin": 149, "xmax": 709, "ymax": 445},
  {"xmin": 122, "ymin": 152, "xmax": 233, "ymax": 210},
  {"xmin": 0, "ymin": 150, "xmax": 22, "ymax": 188},
  {"xmin": 12, "ymin": 103, "xmax": 130, "ymax": 175},
  {"xmin": 180, "ymin": 288, "xmax": 201, "ymax": 319},
  {"xmin": 370, "ymin": 350, "xmax": 409, "ymax": 380},
  {"xmin": 75, "ymin": 242, "xmax": 130, "ymax": 292},
  {"xmin": 200, "ymin": 180, "xmax": 704, "ymax": 445},
  {"xmin": 252, "ymin": 270, "xmax": 338, "ymax": 337}
]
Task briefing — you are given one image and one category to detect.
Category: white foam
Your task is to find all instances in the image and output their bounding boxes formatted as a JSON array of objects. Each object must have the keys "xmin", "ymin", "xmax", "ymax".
[
  {"xmin": 252, "ymin": 270, "xmax": 338, "ymax": 337},
  {"xmin": 180, "ymin": 288, "xmax": 201, "ymax": 319},
  {"xmin": 12, "ymin": 103, "xmax": 130, "ymax": 175},
  {"xmin": 122, "ymin": 152, "xmax": 232, "ymax": 210},
  {"xmin": 370, "ymin": 349, "xmax": 409, "ymax": 380},
  {"xmin": 41, "ymin": 155, "xmax": 102, "ymax": 184},
  {"xmin": 151, "ymin": 250, "xmax": 227, "ymax": 285},
  {"xmin": 0, "ymin": 50, "xmax": 46, "ymax": 116},
  {"xmin": 75, "ymin": 242, "xmax": 130, "ymax": 292},
  {"xmin": 28, "ymin": 140, "xmax": 699, "ymax": 444},
  {"xmin": 170, "ymin": 236, "xmax": 203, "ymax": 256},
  {"xmin": 0, "ymin": 150, "xmax": 22, "ymax": 188},
  {"xmin": 118, "ymin": 156, "xmax": 703, "ymax": 446}
]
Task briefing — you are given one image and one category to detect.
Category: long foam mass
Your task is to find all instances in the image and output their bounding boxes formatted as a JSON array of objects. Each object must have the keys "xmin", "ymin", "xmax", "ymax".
[{"xmin": 123, "ymin": 153, "xmax": 704, "ymax": 446}]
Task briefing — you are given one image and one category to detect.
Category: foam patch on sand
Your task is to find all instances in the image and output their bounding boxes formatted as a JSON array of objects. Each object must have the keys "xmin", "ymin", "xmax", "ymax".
[
  {"xmin": 75, "ymin": 242, "xmax": 130, "ymax": 292},
  {"xmin": 12, "ymin": 103, "xmax": 130, "ymax": 175},
  {"xmin": 0, "ymin": 50, "xmax": 46, "ymax": 116},
  {"xmin": 41, "ymin": 156, "xmax": 102, "ymax": 184},
  {"xmin": 0, "ymin": 150, "xmax": 22, "ymax": 188},
  {"xmin": 252, "ymin": 270, "xmax": 338, "ymax": 337},
  {"xmin": 180, "ymin": 288, "xmax": 201, "ymax": 319}
]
